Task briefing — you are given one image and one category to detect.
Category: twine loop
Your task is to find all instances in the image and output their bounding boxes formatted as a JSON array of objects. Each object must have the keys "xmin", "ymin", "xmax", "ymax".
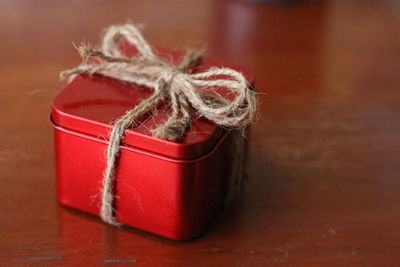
[{"xmin": 60, "ymin": 24, "xmax": 257, "ymax": 226}]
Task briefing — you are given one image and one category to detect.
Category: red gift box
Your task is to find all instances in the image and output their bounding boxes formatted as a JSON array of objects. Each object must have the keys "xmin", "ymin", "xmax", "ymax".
[{"xmin": 51, "ymin": 39, "xmax": 252, "ymax": 240}]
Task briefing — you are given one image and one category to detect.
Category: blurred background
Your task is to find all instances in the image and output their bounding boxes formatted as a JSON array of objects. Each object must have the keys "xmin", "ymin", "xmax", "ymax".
[{"xmin": 1, "ymin": 0, "xmax": 400, "ymax": 265}]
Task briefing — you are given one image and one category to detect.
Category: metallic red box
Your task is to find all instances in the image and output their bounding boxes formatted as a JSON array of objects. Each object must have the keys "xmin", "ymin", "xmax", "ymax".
[{"xmin": 51, "ymin": 47, "xmax": 250, "ymax": 240}]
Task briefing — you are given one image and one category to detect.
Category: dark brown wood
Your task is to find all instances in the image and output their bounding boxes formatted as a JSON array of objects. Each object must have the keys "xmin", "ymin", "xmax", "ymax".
[{"xmin": 1, "ymin": 0, "xmax": 400, "ymax": 265}]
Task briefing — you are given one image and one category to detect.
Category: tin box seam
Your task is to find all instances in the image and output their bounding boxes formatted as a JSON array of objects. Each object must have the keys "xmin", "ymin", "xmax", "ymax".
[
  {"xmin": 51, "ymin": 98, "xmax": 224, "ymax": 160},
  {"xmin": 50, "ymin": 114, "xmax": 228, "ymax": 164}
]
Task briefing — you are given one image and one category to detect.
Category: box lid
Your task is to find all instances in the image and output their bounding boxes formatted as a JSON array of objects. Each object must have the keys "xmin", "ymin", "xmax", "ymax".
[{"xmin": 51, "ymin": 45, "xmax": 252, "ymax": 160}]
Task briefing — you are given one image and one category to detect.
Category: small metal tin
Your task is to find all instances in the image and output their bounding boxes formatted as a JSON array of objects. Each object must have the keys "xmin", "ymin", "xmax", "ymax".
[{"xmin": 51, "ymin": 46, "xmax": 251, "ymax": 240}]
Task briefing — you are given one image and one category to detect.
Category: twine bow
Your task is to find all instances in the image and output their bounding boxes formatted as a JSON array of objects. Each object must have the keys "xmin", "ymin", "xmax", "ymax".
[{"xmin": 60, "ymin": 24, "xmax": 257, "ymax": 226}]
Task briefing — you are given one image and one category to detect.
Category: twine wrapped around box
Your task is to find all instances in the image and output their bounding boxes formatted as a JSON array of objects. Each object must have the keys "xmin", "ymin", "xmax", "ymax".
[{"xmin": 60, "ymin": 23, "xmax": 257, "ymax": 226}]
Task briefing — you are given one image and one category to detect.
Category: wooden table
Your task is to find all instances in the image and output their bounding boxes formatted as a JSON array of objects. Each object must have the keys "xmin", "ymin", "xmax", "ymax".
[{"xmin": 1, "ymin": 0, "xmax": 399, "ymax": 265}]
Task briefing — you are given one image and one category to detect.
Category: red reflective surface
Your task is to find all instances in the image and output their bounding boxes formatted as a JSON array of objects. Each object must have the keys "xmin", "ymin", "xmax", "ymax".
[
  {"xmin": 52, "ymin": 46, "xmax": 251, "ymax": 159},
  {"xmin": 50, "ymin": 45, "xmax": 248, "ymax": 240},
  {"xmin": 52, "ymin": 120, "xmax": 233, "ymax": 240}
]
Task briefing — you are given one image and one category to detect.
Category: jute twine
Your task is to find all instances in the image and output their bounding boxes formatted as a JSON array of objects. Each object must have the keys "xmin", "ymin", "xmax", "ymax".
[{"xmin": 60, "ymin": 24, "xmax": 257, "ymax": 226}]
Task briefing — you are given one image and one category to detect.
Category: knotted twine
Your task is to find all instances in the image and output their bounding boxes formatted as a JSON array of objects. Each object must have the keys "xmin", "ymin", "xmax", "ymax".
[{"xmin": 60, "ymin": 24, "xmax": 257, "ymax": 226}]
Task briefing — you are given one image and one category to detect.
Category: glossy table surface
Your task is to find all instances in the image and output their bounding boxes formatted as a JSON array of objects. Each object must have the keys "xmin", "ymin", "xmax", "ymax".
[{"xmin": 1, "ymin": 0, "xmax": 400, "ymax": 265}]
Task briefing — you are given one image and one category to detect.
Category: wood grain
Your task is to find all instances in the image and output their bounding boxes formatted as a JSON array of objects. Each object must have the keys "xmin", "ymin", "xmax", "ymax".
[{"xmin": 1, "ymin": 0, "xmax": 400, "ymax": 265}]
